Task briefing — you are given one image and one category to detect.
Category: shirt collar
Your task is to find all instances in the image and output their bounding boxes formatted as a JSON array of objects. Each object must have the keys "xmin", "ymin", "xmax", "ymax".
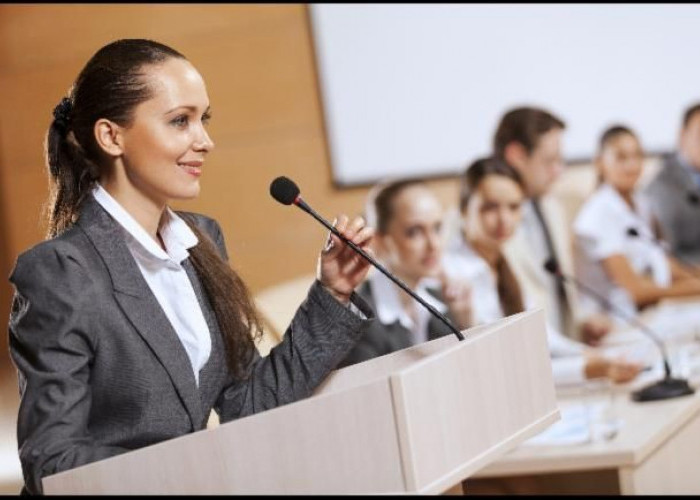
[
  {"xmin": 369, "ymin": 266, "xmax": 447, "ymax": 329},
  {"xmin": 92, "ymin": 184, "xmax": 198, "ymax": 264}
]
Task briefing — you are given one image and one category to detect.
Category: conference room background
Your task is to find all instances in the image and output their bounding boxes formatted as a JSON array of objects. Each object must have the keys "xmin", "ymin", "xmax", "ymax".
[{"xmin": 1, "ymin": 3, "xmax": 699, "ymax": 434}]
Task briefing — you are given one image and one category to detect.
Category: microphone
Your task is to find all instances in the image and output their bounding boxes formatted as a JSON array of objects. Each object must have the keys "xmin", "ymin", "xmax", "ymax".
[
  {"xmin": 626, "ymin": 227, "xmax": 700, "ymax": 278},
  {"xmin": 270, "ymin": 176, "xmax": 465, "ymax": 342},
  {"xmin": 542, "ymin": 258, "xmax": 694, "ymax": 402}
]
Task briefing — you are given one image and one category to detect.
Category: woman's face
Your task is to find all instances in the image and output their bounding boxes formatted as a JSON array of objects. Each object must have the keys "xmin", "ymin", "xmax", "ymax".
[
  {"xmin": 113, "ymin": 57, "xmax": 215, "ymax": 205},
  {"xmin": 379, "ymin": 185, "xmax": 444, "ymax": 283},
  {"xmin": 463, "ymin": 175, "xmax": 524, "ymax": 248},
  {"xmin": 598, "ymin": 133, "xmax": 644, "ymax": 193}
]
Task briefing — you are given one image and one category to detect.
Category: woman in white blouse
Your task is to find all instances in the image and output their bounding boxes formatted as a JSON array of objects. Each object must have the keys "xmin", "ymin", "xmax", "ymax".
[
  {"xmin": 573, "ymin": 125, "xmax": 700, "ymax": 320},
  {"xmin": 443, "ymin": 157, "xmax": 642, "ymax": 385}
]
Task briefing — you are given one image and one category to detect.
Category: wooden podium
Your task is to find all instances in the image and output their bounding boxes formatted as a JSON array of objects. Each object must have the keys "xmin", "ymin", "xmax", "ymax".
[{"xmin": 42, "ymin": 309, "xmax": 558, "ymax": 494}]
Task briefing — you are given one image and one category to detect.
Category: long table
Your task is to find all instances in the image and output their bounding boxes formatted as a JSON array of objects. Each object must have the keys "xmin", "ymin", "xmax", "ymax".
[{"xmin": 468, "ymin": 298, "xmax": 700, "ymax": 495}]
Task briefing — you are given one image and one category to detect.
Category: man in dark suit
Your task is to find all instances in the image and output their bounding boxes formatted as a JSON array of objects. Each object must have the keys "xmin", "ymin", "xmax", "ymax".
[{"xmin": 645, "ymin": 103, "xmax": 700, "ymax": 264}]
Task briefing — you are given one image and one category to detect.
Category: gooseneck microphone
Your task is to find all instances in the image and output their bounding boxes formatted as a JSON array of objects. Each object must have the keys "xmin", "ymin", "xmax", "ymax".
[
  {"xmin": 626, "ymin": 227, "xmax": 700, "ymax": 278},
  {"xmin": 542, "ymin": 258, "xmax": 694, "ymax": 402},
  {"xmin": 270, "ymin": 176, "xmax": 465, "ymax": 342}
]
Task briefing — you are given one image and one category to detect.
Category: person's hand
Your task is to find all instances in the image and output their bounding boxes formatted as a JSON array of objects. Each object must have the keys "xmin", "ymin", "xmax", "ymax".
[
  {"xmin": 438, "ymin": 270, "xmax": 473, "ymax": 330},
  {"xmin": 584, "ymin": 353, "xmax": 643, "ymax": 384},
  {"xmin": 317, "ymin": 214, "xmax": 374, "ymax": 305},
  {"xmin": 580, "ymin": 313, "xmax": 613, "ymax": 346}
]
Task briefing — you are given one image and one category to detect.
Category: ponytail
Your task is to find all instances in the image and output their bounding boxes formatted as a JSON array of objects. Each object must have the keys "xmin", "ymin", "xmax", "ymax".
[{"xmin": 45, "ymin": 97, "xmax": 100, "ymax": 238}]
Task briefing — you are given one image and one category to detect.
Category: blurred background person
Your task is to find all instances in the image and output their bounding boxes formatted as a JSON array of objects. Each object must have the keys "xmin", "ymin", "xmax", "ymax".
[
  {"xmin": 573, "ymin": 125, "xmax": 700, "ymax": 322},
  {"xmin": 338, "ymin": 179, "xmax": 473, "ymax": 368},
  {"xmin": 444, "ymin": 157, "xmax": 643, "ymax": 385},
  {"xmin": 645, "ymin": 102, "xmax": 700, "ymax": 265},
  {"xmin": 494, "ymin": 106, "xmax": 614, "ymax": 346}
]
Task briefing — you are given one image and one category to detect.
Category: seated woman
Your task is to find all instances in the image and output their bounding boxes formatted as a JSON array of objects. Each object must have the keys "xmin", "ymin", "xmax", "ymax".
[
  {"xmin": 338, "ymin": 179, "xmax": 473, "ymax": 368},
  {"xmin": 573, "ymin": 125, "xmax": 700, "ymax": 321},
  {"xmin": 443, "ymin": 157, "xmax": 642, "ymax": 385}
]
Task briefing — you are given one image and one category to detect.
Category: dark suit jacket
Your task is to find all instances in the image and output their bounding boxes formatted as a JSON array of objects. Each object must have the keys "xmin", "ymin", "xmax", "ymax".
[
  {"xmin": 8, "ymin": 196, "xmax": 373, "ymax": 494},
  {"xmin": 337, "ymin": 279, "xmax": 456, "ymax": 368},
  {"xmin": 645, "ymin": 153, "xmax": 700, "ymax": 264}
]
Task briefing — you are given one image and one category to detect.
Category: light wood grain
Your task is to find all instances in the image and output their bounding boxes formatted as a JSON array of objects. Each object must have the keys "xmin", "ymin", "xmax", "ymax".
[
  {"xmin": 42, "ymin": 310, "xmax": 557, "ymax": 494},
  {"xmin": 471, "ymin": 299, "xmax": 700, "ymax": 495}
]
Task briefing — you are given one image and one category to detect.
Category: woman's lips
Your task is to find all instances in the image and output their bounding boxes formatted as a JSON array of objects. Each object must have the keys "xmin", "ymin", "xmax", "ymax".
[{"xmin": 179, "ymin": 162, "xmax": 203, "ymax": 177}]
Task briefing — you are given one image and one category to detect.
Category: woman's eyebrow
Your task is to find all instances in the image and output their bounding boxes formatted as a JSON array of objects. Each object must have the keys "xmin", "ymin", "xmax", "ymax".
[{"xmin": 164, "ymin": 105, "xmax": 211, "ymax": 115}]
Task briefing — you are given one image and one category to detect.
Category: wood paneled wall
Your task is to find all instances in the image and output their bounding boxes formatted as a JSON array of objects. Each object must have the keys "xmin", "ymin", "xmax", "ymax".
[{"xmin": 0, "ymin": 5, "xmax": 459, "ymax": 373}]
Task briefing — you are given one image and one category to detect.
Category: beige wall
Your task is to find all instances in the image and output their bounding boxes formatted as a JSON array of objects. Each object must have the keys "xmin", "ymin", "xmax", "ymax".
[{"xmin": 0, "ymin": 5, "xmax": 459, "ymax": 373}]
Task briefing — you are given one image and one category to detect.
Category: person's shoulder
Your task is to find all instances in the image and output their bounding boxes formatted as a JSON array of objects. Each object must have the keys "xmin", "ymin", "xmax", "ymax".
[
  {"xmin": 176, "ymin": 210, "xmax": 221, "ymax": 231},
  {"xmin": 648, "ymin": 152, "xmax": 681, "ymax": 187},
  {"xmin": 175, "ymin": 210, "xmax": 224, "ymax": 243},
  {"xmin": 10, "ymin": 226, "xmax": 93, "ymax": 287},
  {"xmin": 14, "ymin": 225, "xmax": 89, "ymax": 269},
  {"xmin": 573, "ymin": 186, "xmax": 613, "ymax": 232}
]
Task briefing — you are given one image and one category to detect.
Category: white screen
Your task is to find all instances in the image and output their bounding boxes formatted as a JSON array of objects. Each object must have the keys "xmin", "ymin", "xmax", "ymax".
[{"xmin": 310, "ymin": 4, "xmax": 700, "ymax": 186}]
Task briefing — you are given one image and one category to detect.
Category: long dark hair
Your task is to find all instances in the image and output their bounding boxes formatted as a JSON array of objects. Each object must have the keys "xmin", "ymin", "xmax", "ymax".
[
  {"xmin": 45, "ymin": 39, "xmax": 261, "ymax": 379},
  {"xmin": 460, "ymin": 157, "xmax": 525, "ymax": 317}
]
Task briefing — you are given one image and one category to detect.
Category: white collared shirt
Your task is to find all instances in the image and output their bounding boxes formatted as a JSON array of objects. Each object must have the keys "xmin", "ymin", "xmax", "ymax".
[
  {"xmin": 573, "ymin": 183, "xmax": 670, "ymax": 321},
  {"xmin": 92, "ymin": 184, "xmax": 212, "ymax": 386},
  {"xmin": 518, "ymin": 199, "xmax": 567, "ymax": 334},
  {"xmin": 369, "ymin": 266, "xmax": 447, "ymax": 345},
  {"xmin": 443, "ymin": 237, "xmax": 586, "ymax": 385}
]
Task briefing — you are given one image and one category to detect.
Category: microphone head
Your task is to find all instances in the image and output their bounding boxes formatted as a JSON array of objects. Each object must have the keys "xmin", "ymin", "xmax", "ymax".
[
  {"xmin": 270, "ymin": 176, "xmax": 300, "ymax": 205},
  {"xmin": 543, "ymin": 258, "xmax": 559, "ymax": 275},
  {"xmin": 627, "ymin": 227, "xmax": 640, "ymax": 237},
  {"xmin": 688, "ymin": 192, "xmax": 700, "ymax": 206}
]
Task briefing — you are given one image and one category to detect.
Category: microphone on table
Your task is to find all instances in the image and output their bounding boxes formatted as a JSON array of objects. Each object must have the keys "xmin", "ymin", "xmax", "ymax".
[
  {"xmin": 542, "ymin": 258, "xmax": 694, "ymax": 402},
  {"xmin": 626, "ymin": 227, "xmax": 700, "ymax": 279},
  {"xmin": 269, "ymin": 175, "xmax": 465, "ymax": 342}
]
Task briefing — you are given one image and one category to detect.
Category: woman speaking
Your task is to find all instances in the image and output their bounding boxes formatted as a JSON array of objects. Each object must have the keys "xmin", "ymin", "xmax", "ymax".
[{"xmin": 8, "ymin": 39, "xmax": 375, "ymax": 494}]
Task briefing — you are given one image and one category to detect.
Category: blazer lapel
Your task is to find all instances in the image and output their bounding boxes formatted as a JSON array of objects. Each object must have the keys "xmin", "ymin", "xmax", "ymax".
[{"xmin": 76, "ymin": 197, "xmax": 205, "ymax": 429}]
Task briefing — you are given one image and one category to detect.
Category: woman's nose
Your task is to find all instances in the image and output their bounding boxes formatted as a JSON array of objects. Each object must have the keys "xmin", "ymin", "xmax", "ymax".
[{"xmin": 194, "ymin": 127, "xmax": 215, "ymax": 152}]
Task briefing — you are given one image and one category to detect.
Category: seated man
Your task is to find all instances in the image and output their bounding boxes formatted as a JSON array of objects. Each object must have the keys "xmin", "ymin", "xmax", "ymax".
[
  {"xmin": 645, "ymin": 102, "xmax": 700, "ymax": 265},
  {"xmin": 493, "ymin": 106, "xmax": 612, "ymax": 345}
]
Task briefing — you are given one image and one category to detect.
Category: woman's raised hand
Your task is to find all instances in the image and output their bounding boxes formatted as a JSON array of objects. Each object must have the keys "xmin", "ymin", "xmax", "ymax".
[
  {"xmin": 438, "ymin": 269, "xmax": 473, "ymax": 330},
  {"xmin": 317, "ymin": 214, "xmax": 375, "ymax": 304}
]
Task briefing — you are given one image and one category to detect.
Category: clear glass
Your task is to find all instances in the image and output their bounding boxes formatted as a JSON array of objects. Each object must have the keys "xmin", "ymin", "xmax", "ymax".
[{"xmin": 583, "ymin": 377, "xmax": 621, "ymax": 442}]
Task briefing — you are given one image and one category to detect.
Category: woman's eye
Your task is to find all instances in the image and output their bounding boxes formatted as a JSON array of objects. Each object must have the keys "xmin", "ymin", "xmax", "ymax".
[
  {"xmin": 405, "ymin": 227, "xmax": 419, "ymax": 238},
  {"xmin": 171, "ymin": 115, "xmax": 188, "ymax": 127},
  {"xmin": 202, "ymin": 112, "xmax": 212, "ymax": 125}
]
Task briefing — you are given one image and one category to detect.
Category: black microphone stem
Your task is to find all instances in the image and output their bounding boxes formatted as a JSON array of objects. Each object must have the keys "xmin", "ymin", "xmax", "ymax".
[
  {"xmin": 628, "ymin": 229, "xmax": 700, "ymax": 279},
  {"xmin": 295, "ymin": 197, "xmax": 465, "ymax": 342},
  {"xmin": 556, "ymin": 271, "xmax": 672, "ymax": 379}
]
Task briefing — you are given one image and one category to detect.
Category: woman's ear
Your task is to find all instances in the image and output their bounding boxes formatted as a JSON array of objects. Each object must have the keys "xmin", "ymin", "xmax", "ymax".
[{"xmin": 93, "ymin": 119, "xmax": 124, "ymax": 158}]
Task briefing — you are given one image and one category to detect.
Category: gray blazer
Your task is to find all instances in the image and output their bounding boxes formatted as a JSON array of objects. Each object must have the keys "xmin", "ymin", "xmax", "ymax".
[
  {"xmin": 645, "ymin": 153, "xmax": 700, "ymax": 264},
  {"xmin": 8, "ymin": 196, "xmax": 374, "ymax": 495},
  {"xmin": 337, "ymin": 279, "xmax": 456, "ymax": 368}
]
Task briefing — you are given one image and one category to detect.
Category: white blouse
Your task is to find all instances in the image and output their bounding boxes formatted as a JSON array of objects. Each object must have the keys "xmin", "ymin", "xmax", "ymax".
[
  {"xmin": 92, "ymin": 185, "xmax": 212, "ymax": 386},
  {"xmin": 369, "ymin": 267, "xmax": 448, "ymax": 345},
  {"xmin": 573, "ymin": 183, "xmax": 670, "ymax": 321},
  {"xmin": 443, "ymin": 237, "xmax": 587, "ymax": 386}
]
